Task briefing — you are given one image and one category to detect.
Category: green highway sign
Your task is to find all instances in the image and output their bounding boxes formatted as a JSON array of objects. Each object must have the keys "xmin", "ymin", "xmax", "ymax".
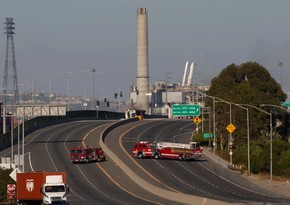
[
  {"xmin": 203, "ymin": 133, "xmax": 213, "ymax": 138},
  {"xmin": 281, "ymin": 102, "xmax": 290, "ymax": 107},
  {"xmin": 172, "ymin": 104, "xmax": 200, "ymax": 116}
]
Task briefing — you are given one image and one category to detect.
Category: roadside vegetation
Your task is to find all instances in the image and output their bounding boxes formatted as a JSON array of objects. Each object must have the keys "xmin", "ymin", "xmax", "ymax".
[
  {"xmin": 0, "ymin": 167, "xmax": 15, "ymax": 202},
  {"xmin": 196, "ymin": 62, "xmax": 290, "ymax": 178}
]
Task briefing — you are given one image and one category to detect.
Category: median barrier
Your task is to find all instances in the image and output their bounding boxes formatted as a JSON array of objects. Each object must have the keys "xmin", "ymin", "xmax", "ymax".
[{"xmin": 100, "ymin": 119, "xmax": 230, "ymax": 205}]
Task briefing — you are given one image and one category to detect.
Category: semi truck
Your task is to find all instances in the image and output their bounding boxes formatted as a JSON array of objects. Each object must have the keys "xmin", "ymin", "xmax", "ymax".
[
  {"xmin": 132, "ymin": 141, "xmax": 202, "ymax": 160},
  {"xmin": 16, "ymin": 171, "xmax": 69, "ymax": 205},
  {"xmin": 69, "ymin": 147, "xmax": 106, "ymax": 163}
]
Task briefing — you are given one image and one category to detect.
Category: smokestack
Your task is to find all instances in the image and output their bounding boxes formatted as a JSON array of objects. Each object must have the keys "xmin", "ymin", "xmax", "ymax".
[{"xmin": 136, "ymin": 8, "xmax": 149, "ymax": 113}]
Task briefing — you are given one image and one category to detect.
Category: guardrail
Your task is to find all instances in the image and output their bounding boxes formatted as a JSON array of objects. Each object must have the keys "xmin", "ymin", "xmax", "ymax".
[{"xmin": 0, "ymin": 110, "xmax": 124, "ymax": 152}]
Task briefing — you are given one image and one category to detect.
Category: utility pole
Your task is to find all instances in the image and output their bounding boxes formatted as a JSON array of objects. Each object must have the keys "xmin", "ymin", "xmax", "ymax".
[
  {"xmin": 2, "ymin": 18, "xmax": 19, "ymax": 134},
  {"xmin": 3, "ymin": 18, "xmax": 19, "ymax": 109}
]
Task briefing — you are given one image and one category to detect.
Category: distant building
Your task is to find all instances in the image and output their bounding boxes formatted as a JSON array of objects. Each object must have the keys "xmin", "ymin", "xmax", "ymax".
[{"xmin": 130, "ymin": 80, "xmax": 209, "ymax": 116}]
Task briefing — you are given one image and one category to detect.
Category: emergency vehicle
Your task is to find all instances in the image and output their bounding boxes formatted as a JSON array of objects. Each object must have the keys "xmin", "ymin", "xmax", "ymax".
[
  {"xmin": 132, "ymin": 141, "xmax": 202, "ymax": 160},
  {"xmin": 69, "ymin": 147, "xmax": 106, "ymax": 163}
]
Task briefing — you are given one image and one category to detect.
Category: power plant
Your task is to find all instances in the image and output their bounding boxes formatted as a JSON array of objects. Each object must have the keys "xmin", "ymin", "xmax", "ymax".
[{"xmin": 131, "ymin": 8, "xmax": 207, "ymax": 115}]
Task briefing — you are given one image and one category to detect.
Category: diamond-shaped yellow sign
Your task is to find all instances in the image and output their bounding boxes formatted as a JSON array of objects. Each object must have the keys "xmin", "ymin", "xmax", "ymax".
[
  {"xmin": 193, "ymin": 117, "xmax": 201, "ymax": 124},
  {"xmin": 226, "ymin": 123, "xmax": 236, "ymax": 133}
]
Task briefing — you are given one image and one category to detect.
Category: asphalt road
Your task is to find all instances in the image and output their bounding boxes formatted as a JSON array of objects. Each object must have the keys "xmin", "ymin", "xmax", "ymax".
[
  {"xmin": 1, "ymin": 120, "xmax": 175, "ymax": 205},
  {"xmin": 106, "ymin": 119, "xmax": 290, "ymax": 205},
  {"xmin": 1, "ymin": 119, "xmax": 290, "ymax": 205}
]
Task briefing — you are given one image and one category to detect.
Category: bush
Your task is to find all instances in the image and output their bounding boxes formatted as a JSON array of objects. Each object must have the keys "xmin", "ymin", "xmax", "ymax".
[
  {"xmin": 215, "ymin": 138, "xmax": 290, "ymax": 177},
  {"xmin": 0, "ymin": 167, "xmax": 15, "ymax": 202},
  {"xmin": 192, "ymin": 132, "xmax": 212, "ymax": 147}
]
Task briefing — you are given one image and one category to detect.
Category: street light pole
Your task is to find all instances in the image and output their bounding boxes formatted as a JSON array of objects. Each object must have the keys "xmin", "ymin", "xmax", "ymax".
[
  {"xmin": 90, "ymin": 69, "xmax": 96, "ymax": 110},
  {"xmin": 269, "ymin": 112, "xmax": 273, "ymax": 182},
  {"xmin": 213, "ymin": 98, "xmax": 216, "ymax": 154},
  {"xmin": 259, "ymin": 103, "xmax": 290, "ymax": 182},
  {"xmin": 229, "ymin": 103, "xmax": 232, "ymax": 165},
  {"xmin": 238, "ymin": 103, "xmax": 272, "ymax": 181},
  {"xmin": 213, "ymin": 100, "xmax": 249, "ymax": 168},
  {"xmin": 246, "ymin": 108, "xmax": 250, "ymax": 174},
  {"xmin": 235, "ymin": 104, "xmax": 250, "ymax": 174},
  {"xmin": 260, "ymin": 104, "xmax": 289, "ymax": 113},
  {"xmin": 67, "ymin": 74, "xmax": 70, "ymax": 111},
  {"xmin": 279, "ymin": 62, "xmax": 283, "ymax": 89}
]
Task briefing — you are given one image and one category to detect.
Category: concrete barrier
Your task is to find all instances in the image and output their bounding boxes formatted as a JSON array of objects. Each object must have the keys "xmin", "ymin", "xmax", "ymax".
[{"xmin": 99, "ymin": 119, "xmax": 230, "ymax": 205}]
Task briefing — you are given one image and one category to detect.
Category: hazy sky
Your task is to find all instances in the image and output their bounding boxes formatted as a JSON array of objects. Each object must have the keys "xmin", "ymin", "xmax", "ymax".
[{"xmin": 1, "ymin": 0, "xmax": 290, "ymax": 100}]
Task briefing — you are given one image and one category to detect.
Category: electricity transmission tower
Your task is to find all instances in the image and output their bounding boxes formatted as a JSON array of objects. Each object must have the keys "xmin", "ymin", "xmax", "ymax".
[{"xmin": 3, "ymin": 17, "xmax": 19, "ymax": 110}]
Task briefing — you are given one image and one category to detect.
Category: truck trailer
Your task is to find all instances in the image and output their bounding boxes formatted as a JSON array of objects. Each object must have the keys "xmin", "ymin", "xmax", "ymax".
[{"xmin": 16, "ymin": 172, "xmax": 69, "ymax": 205}]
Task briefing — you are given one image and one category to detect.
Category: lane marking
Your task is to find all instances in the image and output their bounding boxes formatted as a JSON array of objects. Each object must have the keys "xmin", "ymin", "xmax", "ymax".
[
  {"xmin": 65, "ymin": 122, "xmax": 128, "ymax": 205},
  {"xmin": 97, "ymin": 163, "xmax": 164, "ymax": 205},
  {"xmin": 81, "ymin": 122, "xmax": 165, "ymax": 204},
  {"xmin": 119, "ymin": 120, "xmax": 180, "ymax": 193}
]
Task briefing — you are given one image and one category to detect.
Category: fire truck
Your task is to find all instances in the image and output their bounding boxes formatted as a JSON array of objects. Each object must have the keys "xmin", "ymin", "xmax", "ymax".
[
  {"xmin": 132, "ymin": 141, "xmax": 202, "ymax": 160},
  {"xmin": 69, "ymin": 147, "xmax": 106, "ymax": 163}
]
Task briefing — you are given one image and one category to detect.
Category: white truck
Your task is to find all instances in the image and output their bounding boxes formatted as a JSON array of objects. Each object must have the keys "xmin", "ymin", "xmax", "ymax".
[{"xmin": 16, "ymin": 172, "xmax": 69, "ymax": 205}]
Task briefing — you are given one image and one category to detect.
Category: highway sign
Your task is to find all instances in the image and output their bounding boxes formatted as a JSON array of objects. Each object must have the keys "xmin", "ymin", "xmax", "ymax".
[
  {"xmin": 172, "ymin": 104, "xmax": 200, "ymax": 116},
  {"xmin": 281, "ymin": 102, "xmax": 290, "ymax": 107},
  {"xmin": 203, "ymin": 133, "xmax": 213, "ymax": 138},
  {"xmin": 193, "ymin": 116, "xmax": 201, "ymax": 124},
  {"xmin": 226, "ymin": 123, "xmax": 236, "ymax": 133}
]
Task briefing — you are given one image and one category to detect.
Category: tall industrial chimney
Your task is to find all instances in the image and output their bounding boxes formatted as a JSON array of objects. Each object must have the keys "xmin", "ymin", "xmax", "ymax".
[{"xmin": 136, "ymin": 8, "xmax": 149, "ymax": 113}]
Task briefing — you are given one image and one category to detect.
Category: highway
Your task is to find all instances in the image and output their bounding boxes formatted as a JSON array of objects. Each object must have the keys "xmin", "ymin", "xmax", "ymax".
[
  {"xmin": 106, "ymin": 119, "xmax": 290, "ymax": 205},
  {"xmin": 1, "ymin": 119, "xmax": 290, "ymax": 204}
]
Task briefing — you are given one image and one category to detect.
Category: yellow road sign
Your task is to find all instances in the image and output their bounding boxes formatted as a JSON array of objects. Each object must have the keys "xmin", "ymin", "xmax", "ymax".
[
  {"xmin": 193, "ymin": 117, "xmax": 201, "ymax": 124},
  {"xmin": 226, "ymin": 123, "xmax": 236, "ymax": 133}
]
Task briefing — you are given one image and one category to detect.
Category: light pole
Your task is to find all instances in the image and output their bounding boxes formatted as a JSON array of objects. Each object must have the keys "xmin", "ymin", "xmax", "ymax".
[
  {"xmin": 165, "ymin": 72, "xmax": 172, "ymax": 114},
  {"xmin": 213, "ymin": 100, "xmax": 233, "ymax": 164},
  {"xmin": 279, "ymin": 62, "xmax": 283, "ymax": 89},
  {"xmin": 213, "ymin": 100, "xmax": 249, "ymax": 169},
  {"xmin": 66, "ymin": 72, "xmax": 72, "ymax": 111},
  {"xmin": 260, "ymin": 104, "xmax": 289, "ymax": 113},
  {"xmin": 235, "ymin": 104, "xmax": 250, "ymax": 174},
  {"xmin": 239, "ymin": 103, "xmax": 272, "ymax": 182}
]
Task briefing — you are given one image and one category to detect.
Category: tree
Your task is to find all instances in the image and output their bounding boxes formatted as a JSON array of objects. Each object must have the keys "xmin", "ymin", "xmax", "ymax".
[
  {"xmin": 206, "ymin": 62, "xmax": 290, "ymax": 175},
  {"xmin": 0, "ymin": 167, "xmax": 15, "ymax": 202},
  {"xmin": 208, "ymin": 62, "xmax": 287, "ymax": 141}
]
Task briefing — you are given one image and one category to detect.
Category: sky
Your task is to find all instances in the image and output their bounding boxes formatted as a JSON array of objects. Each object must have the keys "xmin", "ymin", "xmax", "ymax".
[{"xmin": 0, "ymin": 0, "xmax": 290, "ymax": 101}]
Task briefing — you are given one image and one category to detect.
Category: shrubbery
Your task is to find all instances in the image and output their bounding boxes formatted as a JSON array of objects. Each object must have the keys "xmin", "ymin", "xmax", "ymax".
[
  {"xmin": 0, "ymin": 167, "xmax": 15, "ymax": 202},
  {"xmin": 196, "ymin": 134, "xmax": 290, "ymax": 177}
]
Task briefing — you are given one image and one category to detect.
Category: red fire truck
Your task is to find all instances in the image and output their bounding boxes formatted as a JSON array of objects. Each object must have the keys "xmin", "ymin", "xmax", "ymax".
[
  {"xmin": 69, "ymin": 147, "xmax": 106, "ymax": 163},
  {"xmin": 132, "ymin": 141, "xmax": 202, "ymax": 160}
]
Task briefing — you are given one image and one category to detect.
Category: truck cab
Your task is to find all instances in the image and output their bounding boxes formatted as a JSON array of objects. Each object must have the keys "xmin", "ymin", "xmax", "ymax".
[
  {"xmin": 41, "ymin": 177, "xmax": 69, "ymax": 205},
  {"xmin": 132, "ymin": 141, "xmax": 154, "ymax": 158}
]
